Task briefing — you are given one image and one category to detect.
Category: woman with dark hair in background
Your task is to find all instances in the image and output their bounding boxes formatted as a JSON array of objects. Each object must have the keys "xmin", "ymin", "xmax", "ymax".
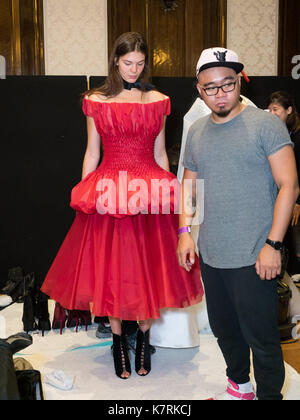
[
  {"xmin": 41, "ymin": 32, "xmax": 203, "ymax": 380},
  {"xmin": 268, "ymin": 91, "xmax": 300, "ymax": 273}
]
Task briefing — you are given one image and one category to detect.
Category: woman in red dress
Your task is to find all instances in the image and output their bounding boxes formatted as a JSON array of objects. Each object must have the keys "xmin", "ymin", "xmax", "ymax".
[{"xmin": 41, "ymin": 32, "xmax": 203, "ymax": 379}]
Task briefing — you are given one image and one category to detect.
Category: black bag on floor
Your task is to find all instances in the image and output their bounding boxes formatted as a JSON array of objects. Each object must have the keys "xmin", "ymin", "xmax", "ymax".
[
  {"xmin": 16, "ymin": 370, "xmax": 44, "ymax": 400},
  {"xmin": 278, "ymin": 280, "xmax": 291, "ymax": 325},
  {"xmin": 277, "ymin": 280, "xmax": 297, "ymax": 341},
  {"xmin": 0, "ymin": 341, "xmax": 20, "ymax": 401}
]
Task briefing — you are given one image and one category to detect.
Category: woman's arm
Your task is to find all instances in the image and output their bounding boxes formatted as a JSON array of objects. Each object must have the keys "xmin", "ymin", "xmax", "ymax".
[
  {"xmin": 154, "ymin": 117, "xmax": 170, "ymax": 171},
  {"xmin": 81, "ymin": 116, "xmax": 101, "ymax": 180}
]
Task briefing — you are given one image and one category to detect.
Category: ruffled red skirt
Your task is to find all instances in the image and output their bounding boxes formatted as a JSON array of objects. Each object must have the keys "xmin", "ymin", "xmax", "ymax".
[{"xmin": 41, "ymin": 212, "xmax": 203, "ymax": 321}]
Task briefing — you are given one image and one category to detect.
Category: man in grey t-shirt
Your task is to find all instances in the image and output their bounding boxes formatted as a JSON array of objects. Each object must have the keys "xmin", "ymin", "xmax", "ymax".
[{"xmin": 177, "ymin": 47, "xmax": 299, "ymax": 400}]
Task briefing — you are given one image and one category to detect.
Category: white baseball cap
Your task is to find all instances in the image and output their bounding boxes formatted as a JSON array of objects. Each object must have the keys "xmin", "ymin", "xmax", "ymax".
[{"xmin": 196, "ymin": 47, "xmax": 244, "ymax": 77}]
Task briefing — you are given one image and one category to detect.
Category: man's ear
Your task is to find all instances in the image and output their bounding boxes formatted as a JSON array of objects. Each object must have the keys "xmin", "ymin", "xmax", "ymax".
[{"xmin": 196, "ymin": 83, "xmax": 202, "ymax": 97}]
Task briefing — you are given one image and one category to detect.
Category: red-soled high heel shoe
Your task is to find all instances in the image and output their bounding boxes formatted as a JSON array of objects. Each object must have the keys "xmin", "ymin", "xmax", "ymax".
[
  {"xmin": 66, "ymin": 310, "xmax": 92, "ymax": 332},
  {"xmin": 52, "ymin": 302, "xmax": 67, "ymax": 335}
]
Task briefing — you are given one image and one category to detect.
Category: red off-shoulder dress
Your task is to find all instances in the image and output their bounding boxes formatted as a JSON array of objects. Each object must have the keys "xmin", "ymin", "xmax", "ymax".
[{"xmin": 41, "ymin": 96, "xmax": 203, "ymax": 320}]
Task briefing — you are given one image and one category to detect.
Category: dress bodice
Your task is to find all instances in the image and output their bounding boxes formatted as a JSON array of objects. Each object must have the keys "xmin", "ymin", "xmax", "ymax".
[
  {"xmin": 71, "ymin": 96, "xmax": 180, "ymax": 218},
  {"xmin": 82, "ymin": 97, "xmax": 170, "ymax": 171},
  {"xmin": 82, "ymin": 96, "xmax": 170, "ymax": 140}
]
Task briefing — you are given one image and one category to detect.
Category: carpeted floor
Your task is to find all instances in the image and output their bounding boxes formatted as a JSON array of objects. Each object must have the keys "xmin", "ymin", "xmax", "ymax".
[{"xmin": 1, "ymin": 300, "xmax": 300, "ymax": 401}]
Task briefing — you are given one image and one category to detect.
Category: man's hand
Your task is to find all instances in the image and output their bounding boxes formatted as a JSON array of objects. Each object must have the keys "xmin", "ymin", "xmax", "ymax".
[
  {"xmin": 177, "ymin": 233, "xmax": 196, "ymax": 272},
  {"xmin": 255, "ymin": 244, "xmax": 281, "ymax": 280}
]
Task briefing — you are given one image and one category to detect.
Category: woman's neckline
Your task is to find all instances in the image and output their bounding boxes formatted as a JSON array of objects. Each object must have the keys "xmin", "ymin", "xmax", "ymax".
[{"xmin": 84, "ymin": 96, "xmax": 169, "ymax": 105}]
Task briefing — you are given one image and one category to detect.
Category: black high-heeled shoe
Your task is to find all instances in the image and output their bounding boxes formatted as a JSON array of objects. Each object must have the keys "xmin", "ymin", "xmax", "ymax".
[
  {"xmin": 35, "ymin": 291, "xmax": 51, "ymax": 336},
  {"xmin": 135, "ymin": 329, "xmax": 151, "ymax": 376},
  {"xmin": 22, "ymin": 291, "xmax": 37, "ymax": 334},
  {"xmin": 112, "ymin": 333, "xmax": 131, "ymax": 379},
  {"xmin": 21, "ymin": 274, "xmax": 40, "ymax": 333},
  {"xmin": 3, "ymin": 333, "xmax": 33, "ymax": 355}
]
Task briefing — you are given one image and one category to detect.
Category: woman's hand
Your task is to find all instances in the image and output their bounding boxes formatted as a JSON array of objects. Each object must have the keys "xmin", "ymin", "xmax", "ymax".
[{"xmin": 291, "ymin": 203, "xmax": 300, "ymax": 226}]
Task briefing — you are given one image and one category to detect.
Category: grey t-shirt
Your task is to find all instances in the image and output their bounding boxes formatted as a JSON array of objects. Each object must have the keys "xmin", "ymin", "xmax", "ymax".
[{"xmin": 183, "ymin": 106, "xmax": 293, "ymax": 269}]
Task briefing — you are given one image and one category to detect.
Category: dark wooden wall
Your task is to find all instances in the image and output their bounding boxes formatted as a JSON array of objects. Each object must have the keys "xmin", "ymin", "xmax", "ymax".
[
  {"xmin": 0, "ymin": 0, "xmax": 44, "ymax": 75},
  {"xmin": 108, "ymin": 0, "xmax": 227, "ymax": 77},
  {"xmin": 278, "ymin": 0, "xmax": 300, "ymax": 77}
]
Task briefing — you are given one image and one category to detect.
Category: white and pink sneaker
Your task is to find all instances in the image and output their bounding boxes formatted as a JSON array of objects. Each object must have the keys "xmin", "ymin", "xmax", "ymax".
[{"xmin": 208, "ymin": 379, "xmax": 256, "ymax": 400}]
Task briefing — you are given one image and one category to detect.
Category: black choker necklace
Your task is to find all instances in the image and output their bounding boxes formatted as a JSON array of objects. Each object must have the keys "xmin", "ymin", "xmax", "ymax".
[
  {"xmin": 123, "ymin": 79, "xmax": 142, "ymax": 90},
  {"xmin": 122, "ymin": 79, "xmax": 155, "ymax": 92}
]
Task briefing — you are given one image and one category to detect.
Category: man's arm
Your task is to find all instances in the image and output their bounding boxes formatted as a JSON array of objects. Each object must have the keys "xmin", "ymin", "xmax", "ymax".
[
  {"xmin": 177, "ymin": 168, "xmax": 198, "ymax": 272},
  {"xmin": 256, "ymin": 145, "xmax": 299, "ymax": 280}
]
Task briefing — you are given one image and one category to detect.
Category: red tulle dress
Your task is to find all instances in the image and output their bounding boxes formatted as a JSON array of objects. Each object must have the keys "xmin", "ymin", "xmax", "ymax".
[{"xmin": 41, "ymin": 95, "xmax": 203, "ymax": 321}]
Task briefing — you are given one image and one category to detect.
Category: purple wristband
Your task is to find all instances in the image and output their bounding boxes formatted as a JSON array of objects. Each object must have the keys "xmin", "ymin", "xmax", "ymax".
[{"xmin": 178, "ymin": 226, "xmax": 191, "ymax": 236}]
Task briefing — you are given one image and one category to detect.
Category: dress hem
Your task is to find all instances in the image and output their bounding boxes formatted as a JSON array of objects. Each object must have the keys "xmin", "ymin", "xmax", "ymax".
[{"xmin": 41, "ymin": 290, "xmax": 204, "ymax": 321}]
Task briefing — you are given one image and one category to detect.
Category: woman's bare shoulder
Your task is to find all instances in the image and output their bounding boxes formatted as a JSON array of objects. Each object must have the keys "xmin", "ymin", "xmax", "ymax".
[
  {"xmin": 86, "ymin": 93, "xmax": 107, "ymax": 103},
  {"xmin": 146, "ymin": 90, "xmax": 168, "ymax": 102}
]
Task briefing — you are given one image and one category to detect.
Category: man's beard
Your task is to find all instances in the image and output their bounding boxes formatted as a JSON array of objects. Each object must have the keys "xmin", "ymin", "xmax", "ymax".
[
  {"xmin": 213, "ymin": 101, "xmax": 240, "ymax": 118},
  {"xmin": 215, "ymin": 108, "xmax": 231, "ymax": 118}
]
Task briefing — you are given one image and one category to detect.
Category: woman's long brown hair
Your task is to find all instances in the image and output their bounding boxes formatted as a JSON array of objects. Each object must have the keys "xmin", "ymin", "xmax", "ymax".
[{"xmin": 85, "ymin": 32, "xmax": 151, "ymax": 99}]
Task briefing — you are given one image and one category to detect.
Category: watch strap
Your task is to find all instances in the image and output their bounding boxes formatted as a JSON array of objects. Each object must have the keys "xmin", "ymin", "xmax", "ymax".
[{"xmin": 266, "ymin": 238, "xmax": 283, "ymax": 251}]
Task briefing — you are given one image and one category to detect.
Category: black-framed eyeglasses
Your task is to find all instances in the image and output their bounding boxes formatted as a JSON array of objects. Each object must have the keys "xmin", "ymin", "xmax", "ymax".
[{"xmin": 201, "ymin": 80, "xmax": 238, "ymax": 96}]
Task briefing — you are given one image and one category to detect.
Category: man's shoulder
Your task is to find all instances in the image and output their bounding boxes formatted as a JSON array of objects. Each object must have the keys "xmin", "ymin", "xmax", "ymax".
[
  {"xmin": 188, "ymin": 114, "xmax": 211, "ymax": 136},
  {"xmin": 244, "ymin": 106, "xmax": 283, "ymax": 127}
]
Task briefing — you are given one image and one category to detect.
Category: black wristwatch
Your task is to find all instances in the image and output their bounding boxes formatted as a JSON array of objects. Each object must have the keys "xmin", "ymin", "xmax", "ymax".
[{"xmin": 266, "ymin": 238, "xmax": 283, "ymax": 251}]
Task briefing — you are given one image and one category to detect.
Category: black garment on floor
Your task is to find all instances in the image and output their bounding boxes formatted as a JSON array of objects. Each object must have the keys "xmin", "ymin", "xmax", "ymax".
[
  {"xmin": 0, "ymin": 341, "xmax": 20, "ymax": 400},
  {"xmin": 199, "ymin": 254, "xmax": 285, "ymax": 401}
]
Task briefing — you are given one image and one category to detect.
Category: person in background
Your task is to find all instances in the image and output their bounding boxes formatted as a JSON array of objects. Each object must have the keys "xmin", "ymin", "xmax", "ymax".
[{"xmin": 268, "ymin": 91, "xmax": 300, "ymax": 274}]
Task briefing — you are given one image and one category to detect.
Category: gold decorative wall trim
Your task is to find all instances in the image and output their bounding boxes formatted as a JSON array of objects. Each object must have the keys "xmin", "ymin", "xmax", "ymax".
[
  {"xmin": 33, "ymin": 0, "xmax": 45, "ymax": 74},
  {"xmin": 11, "ymin": 0, "xmax": 22, "ymax": 75}
]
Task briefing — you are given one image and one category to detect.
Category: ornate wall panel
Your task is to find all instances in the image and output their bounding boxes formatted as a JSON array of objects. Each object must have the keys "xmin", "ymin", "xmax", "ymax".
[
  {"xmin": 1, "ymin": 0, "xmax": 283, "ymax": 77},
  {"xmin": 41, "ymin": 0, "xmax": 280, "ymax": 78},
  {"xmin": 43, "ymin": 0, "xmax": 107, "ymax": 76},
  {"xmin": 227, "ymin": 0, "xmax": 278, "ymax": 76}
]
